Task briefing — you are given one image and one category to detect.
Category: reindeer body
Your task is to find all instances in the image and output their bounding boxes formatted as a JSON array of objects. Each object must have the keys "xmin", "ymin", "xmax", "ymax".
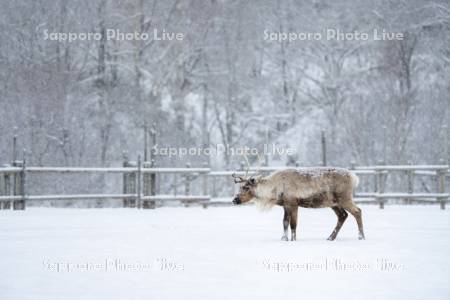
[
  {"xmin": 254, "ymin": 168, "xmax": 358, "ymax": 209},
  {"xmin": 232, "ymin": 168, "xmax": 365, "ymax": 241}
]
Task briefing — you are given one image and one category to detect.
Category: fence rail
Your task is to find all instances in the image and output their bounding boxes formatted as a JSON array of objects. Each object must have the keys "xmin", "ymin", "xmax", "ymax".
[{"xmin": 0, "ymin": 160, "xmax": 448, "ymax": 210}]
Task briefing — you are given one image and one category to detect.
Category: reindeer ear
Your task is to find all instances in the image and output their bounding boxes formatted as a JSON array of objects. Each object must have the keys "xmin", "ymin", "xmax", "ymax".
[{"xmin": 249, "ymin": 178, "xmax": 256, "ymax": 185}]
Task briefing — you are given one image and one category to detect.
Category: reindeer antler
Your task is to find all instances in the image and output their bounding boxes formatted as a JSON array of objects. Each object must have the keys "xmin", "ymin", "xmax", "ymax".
[
  {"xmin": 232, "ymin": 173, "xmax": 246, "ymax": 184},
  {"xmin": 254, "ymin": 152, "xmax": 265, "ymax": 177},
  {"xmin": 242, "ymin": 154, "xmax": 251, "ymax": 178}
]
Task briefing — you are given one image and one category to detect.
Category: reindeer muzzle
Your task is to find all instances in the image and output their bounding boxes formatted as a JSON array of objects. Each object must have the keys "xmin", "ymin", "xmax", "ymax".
[{"xmin": 232, "ymin": 196, "xmax": 241, "ymax": 205}]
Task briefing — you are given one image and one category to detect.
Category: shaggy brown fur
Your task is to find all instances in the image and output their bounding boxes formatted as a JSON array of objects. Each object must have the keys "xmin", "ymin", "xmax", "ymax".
[{"xmin": 232, "ymin": 168, "xmax": 365, "ymax": 241}]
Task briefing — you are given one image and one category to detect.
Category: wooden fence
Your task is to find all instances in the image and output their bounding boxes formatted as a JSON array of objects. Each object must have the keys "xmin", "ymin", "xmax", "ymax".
[{"xmin": 0, "ymin": 156, "xmax": 448, "ymax": 210}]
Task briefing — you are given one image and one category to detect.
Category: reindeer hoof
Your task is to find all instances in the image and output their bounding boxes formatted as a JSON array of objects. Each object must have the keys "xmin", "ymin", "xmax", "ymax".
[
  {"xmin": 327, "ymin": 236, "xmax": 336, "ymax": 241},
  {"xmin": 281, "ymin": 236, "xmax": 289, "ymax": 241}
]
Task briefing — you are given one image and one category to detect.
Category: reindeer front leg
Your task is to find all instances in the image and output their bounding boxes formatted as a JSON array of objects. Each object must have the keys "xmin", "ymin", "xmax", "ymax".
[
  {"xmin": 281, "ymin": 205, "xmax": 298, "ymax": 241},
  {"xmin": 290, "ymin": 206, "xmax": 298, "ymax": 241}
]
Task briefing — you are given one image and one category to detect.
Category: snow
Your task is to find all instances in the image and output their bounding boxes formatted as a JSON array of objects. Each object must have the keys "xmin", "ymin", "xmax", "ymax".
[
  {"xmin": 354, "ymin": 165, "xmax": 449, "ymax": 171},
  {"xmin": 285, "ymin": 167, "xmax": 352, "ymax": 178},
  {"xmin": 1, "ymin": 206, "xmax": 450, "ymax": 300},
  {"xmin": 142, "ymin": 195, "xmax": 210, "ymax": 201},
  {"xmin": 19, "ymin": 167, "xmax": 210, "ymax": 174}
]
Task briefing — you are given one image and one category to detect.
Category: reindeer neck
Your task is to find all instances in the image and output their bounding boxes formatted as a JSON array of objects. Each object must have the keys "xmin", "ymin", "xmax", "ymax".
[{"xmin": 254, "ymin": 178, "xmax": 274, "ymax": 201}]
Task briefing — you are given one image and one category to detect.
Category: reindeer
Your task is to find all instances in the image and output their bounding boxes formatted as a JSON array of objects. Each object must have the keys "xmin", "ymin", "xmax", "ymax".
[{"xmin": 232, "ymin": 168, "xmax": 365, "ymax": 241}]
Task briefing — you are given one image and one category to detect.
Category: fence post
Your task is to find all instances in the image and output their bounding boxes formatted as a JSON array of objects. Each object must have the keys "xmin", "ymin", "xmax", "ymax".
[
  {"xmin": 437, "ymin": 169, "xmax": 446, "ymax": 210},
  {"xmin": 376, "ymin": 160, "xmax": 385, "ymax": 209},
  {"xmin": 442, "ymin": 125, "xmax": 448, "ymax": 165},
  {"xmin": 13, "ymin": 162, "xmax": 20, "ymax": 202},
  {"xmin": 12, "ymin": 155, "xmax": 25, "ymax": 210},
  {"xmin": 185, "ymin": 163, "xmax": 191, "ymax": 195},
  {"xmin": 123, "ymin": 158, "xmax": 137, "ymax": 208},
  {"xmin": 3, "ymin": 172, "xmax": 11, "ymax": 209},
  {"xmin": 19, "ymin": 151, "xmax": 26, "ymax": 210},
  {"xmin": 240, "ymin": 161, "xmax": 245, "ymax": 172},
  {"xmin": 142, "ymin": 160, "xmax": 155, "ymax": 209},
  {"xmin": 12, "ymin": 134, "xmax": 17, "ymax": 163},
  {"xmin": 0, "ymin": 171, "xmax": 4, "ymax": 209},
  {"xmin": 122, "ymin": 152, "xmax": 130, "ymax": 207},
  {"xmin": 136, "ymin": 155, "xmax": 142, "ymax": 209},
  {"xmin": 212, "ymin": 174, "xmax": 217, "ymax": 198},
  {"xmin": 321, "ymin": 130, "xmax": 327, "ymax": 166},
  {"xmin": 350, "ymin": 160, "xmax": 356, "ymax": 198},
  {"xmin": 406, "ymin": 161, "xmax": 414, "ymax": 205},
  {"xmin": 184, "ymin": 163, "xmax": 191, "ymax": 207},
  {"xmin": 236, "ymin": 161, "xmax": 245, "ymax": 196},
  {"xmin": 6, "ymin": 133, "xmax": 18, "ymax": 210},
  {"xmin": 173, "ymin": 173, "xmax": 178, "ymax": 196},
  {"xmin": 202, "ymin": 162, "xmax": 209, "ymax": 209},
  {"xmin": 150, "ymin": 159, "xmax": 156, "ymax": 197},
  {"xmin": 438, "ymin": 159, "xmax": 447, "ymax": 210},
  {"xmin": 142, "ymin": 161, "xmax": 149, "ymax": 208},
  {"xmin": 150, "ymin": 124, "xmax": 157, "ymax": 194},
  {"xmin": 373, "ymin": 164, "xmax": 378, "ymax": 197},
  {"xmin": 144, "ymin": 123, "xmax": 148, "ymax": 161},
  {"xmin": 0, "ymin": 171, "xmax": 3, "ymax": 209},
  {"xmin": 264, "ymin": 126, "xmax": 270, "ymax": 166}
]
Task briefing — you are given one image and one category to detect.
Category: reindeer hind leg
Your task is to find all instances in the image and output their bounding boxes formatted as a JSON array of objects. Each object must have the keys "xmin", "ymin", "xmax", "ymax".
[
  {"xmin": 327, "ymin": 207, "xmax": 348, "ymax": 241},
  {"xmin": 281, "ymin": 206, "xmax": 290, "ymax": 241},
  {"xmin": 344, "ymin": 204, "xmax": 365, "ymax": 240}
]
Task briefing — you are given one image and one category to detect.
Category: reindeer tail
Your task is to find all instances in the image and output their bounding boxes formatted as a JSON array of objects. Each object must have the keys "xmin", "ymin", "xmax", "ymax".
[{"xmin": 350, "ymin": 172, "xmax": 360, "ymax": 189}]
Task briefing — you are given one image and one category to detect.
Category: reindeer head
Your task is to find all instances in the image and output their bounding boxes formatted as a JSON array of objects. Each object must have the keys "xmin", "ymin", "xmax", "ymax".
[{"xmin": 232, "ymin": 174, "xmax": 258, "ymax": 205}]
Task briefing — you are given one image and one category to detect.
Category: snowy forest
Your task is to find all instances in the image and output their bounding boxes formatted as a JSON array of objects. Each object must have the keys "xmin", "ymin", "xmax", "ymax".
[
  {"xmin": 0, "ymin": 0, "xmax": 449, "ymax": 170},
  {"xmin": 2, "ymin": 2, "xmax": 450, "ymax": 299}
]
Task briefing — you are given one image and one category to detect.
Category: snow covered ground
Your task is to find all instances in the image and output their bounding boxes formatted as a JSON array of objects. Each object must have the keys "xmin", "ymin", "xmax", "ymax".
[{"xmin": 1, "ymin": 205, "xmax": 449, "ymax": 300}]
